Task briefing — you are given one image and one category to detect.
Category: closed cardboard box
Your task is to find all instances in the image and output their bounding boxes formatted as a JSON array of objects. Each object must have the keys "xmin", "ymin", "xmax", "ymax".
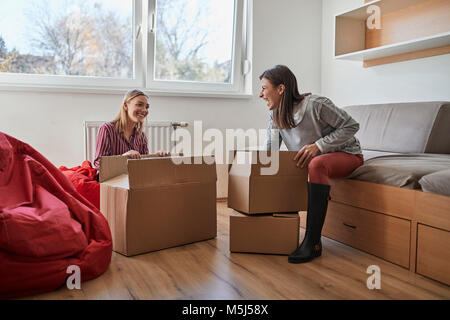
[
  {"xmin": 229, "ymin": 210, "xmax": 300, "ymax": 255},
  {"xmin": 99, "ymin": 155, "xmax": 217, "ymax": 256},
  {"xmin": 227, "ymin": 151, "xmax": 308, "ymax": 214}
]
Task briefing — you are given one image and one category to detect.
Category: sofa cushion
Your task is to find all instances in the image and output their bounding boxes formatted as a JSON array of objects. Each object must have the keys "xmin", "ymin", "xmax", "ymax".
[
  {"xmin": 348, "ymin": 153, "xmax": 450, "ymax": 189},
  {"xmin": 426, "ymin": 104, "xmax": 450, "ymax": 154},
  {"xmin": 343, "ymin": 102, "xmax": 450, "ymax": 154},
  {"xmin": 361, "ymin": 150, "xmax": 402, "ymax": 161},
  {"xmin": 419, "ymin": 169, "xmax": 450, "ymax": 196}
]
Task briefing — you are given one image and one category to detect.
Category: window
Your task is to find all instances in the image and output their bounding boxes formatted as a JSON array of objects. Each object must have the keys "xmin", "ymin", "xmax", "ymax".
[
  {"xmin": 0, "ymin": 0, "xmax": 143, "ymax": 88},
  {"xmin": 0, "ymin": 0, "xmax": 251, "ymax": 95}
]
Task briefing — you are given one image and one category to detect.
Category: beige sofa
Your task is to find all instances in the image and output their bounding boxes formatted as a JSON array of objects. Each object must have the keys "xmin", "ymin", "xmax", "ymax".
[{"xmin": 301, "ymin": 101, "xmax": 450, "ymax": 285}]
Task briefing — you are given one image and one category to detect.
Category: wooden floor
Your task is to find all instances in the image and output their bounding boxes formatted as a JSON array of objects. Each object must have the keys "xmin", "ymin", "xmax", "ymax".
[{"xmin": 22, "ymin": 201, "xmax": 450, "ymax": 300}]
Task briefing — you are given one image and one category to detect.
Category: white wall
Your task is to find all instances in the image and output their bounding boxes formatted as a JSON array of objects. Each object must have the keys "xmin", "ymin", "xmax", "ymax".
[
  {"xmin": 0, "ymin": 0, "xmax": 323, "ymax": 168},
  {"xmin": 321, "ymin": 0, "xmax": 450, "ymax": 107}
]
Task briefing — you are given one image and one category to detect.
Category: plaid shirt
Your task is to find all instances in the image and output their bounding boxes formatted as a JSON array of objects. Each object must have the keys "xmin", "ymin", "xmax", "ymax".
[{"xmin": 94, "ymin": 121, "xmax": 149, "ymax": 168}]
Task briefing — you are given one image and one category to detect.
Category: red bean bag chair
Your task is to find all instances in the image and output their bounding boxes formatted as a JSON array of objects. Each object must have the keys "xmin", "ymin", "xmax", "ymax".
[
  {"xmin": 59, "ymin": 161, "xmax": 100, "ymax": 210},
  {"xmin": 0, "ymin": 132, "xmax": 112, "ymax": 299}
]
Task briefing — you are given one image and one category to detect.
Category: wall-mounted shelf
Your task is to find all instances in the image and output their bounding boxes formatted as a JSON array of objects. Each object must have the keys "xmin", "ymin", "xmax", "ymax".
[
  {"xmin": 336, "ymin": 32, "xmax": 450, "ymax": 60},
  {"xmin": 334, "ymin": 0, "xmax": 450, "ymax": 67}
]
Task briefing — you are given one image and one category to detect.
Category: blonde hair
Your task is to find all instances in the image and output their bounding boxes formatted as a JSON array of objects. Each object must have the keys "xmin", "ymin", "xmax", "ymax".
[{"xmin": 114, "ymin": 89, "xmax": 149, "ymax": 138}]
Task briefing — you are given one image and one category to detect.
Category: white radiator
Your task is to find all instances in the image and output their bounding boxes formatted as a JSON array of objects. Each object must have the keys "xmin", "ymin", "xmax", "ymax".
[{"xmin": 84, "ymin": 121, "xmax": 188, "ymax": 163}]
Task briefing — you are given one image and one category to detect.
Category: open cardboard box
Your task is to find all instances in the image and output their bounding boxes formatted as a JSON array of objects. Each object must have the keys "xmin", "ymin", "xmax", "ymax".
[
  {"xmin": 229, "ymin": 210, "xmax": 300, "ymax": 255},
  {"xmin": 99, "ymin": 154, "xmax": 217, "ymax": 256},
  {"xmin": 227, "ymin": 150, "xmax": 308, "ymax": 214}
]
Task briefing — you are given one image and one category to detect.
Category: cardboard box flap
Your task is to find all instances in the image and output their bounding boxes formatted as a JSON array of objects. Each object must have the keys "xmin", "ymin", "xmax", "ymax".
[
  {"xmin": 127, "ymin": 156, "xmax": 217, "ymax": 189},
  {"xmin": 230, "ymin": 210, "xmax": 260, "ymax": 218},
  {"xmin": 230, "ymin": 211, "xmax": 272, "ymax": 220},
  {"xmin": 174, "ymin": 156, "xmax": 217, "ymax": 184},
  {"xmin": 229, "ymin": 150, "xmax": 270, "ymax": 177},
  {"xmin": 229, "ymin": 210, "xmax": 243, "ymax": 217},
  {"xmin": 99, "ymin": 153, "xmax": 185, "ymax": 183},
  {"xmin": 275, "ymin": 151, "xmax": 305, "ymax": 176},
  {"xmin": 228, "ymin": 157, "xmax": 252, "ymax": 177},
  {"xmin": 230, "ymin": 211, "xmax": 300, "ymax": 219},
  {"xmin": 231, "ymin": 151, "xmax": 306, "ymax": 177},
  {"xmin": 99, "ymin": 156, "xmax": 128, "ymax": 183},
  {"xmin": 273, "ymin": 213, "xmax": 300, "ymax": 218},
  {"xmin": 101, "ymin": 173, "xmax": 129, "ymax": 189}
]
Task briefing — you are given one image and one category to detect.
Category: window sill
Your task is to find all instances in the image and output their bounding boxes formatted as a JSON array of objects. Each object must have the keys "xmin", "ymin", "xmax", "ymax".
[{"xmin": 0, "ymin": 83, "xmax": 254, "ymax": 99}]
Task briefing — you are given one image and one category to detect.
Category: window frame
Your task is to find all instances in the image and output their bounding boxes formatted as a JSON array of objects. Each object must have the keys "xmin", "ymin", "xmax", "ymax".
[
  {"xmin": 0, "ymin": 0, "xmax": 252, "ymax": 97},
  {"xmin": 145, "ymin": 0, "xmax": 245, "ymax": 93}
]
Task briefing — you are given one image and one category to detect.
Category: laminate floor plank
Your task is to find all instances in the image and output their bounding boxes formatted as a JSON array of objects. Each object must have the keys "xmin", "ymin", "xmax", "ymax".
[{"xmin": 20, "ymin": 202, "xmax": 450, "ymax": 300}]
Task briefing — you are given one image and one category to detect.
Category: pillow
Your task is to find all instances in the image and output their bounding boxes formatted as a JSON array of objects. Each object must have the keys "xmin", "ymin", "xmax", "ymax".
[{"xmin": 419, "ymin": 169, "xmax": 450, "ymax": 196}]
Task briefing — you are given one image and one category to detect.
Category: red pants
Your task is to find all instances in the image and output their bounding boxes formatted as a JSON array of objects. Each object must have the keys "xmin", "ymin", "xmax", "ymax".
[{"xmin": 308, "ymin": 152, "xmax": 364, "ymax": 185}]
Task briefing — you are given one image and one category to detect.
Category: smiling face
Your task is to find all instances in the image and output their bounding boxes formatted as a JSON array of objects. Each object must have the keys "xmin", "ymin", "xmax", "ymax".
[
  {"xmin": 124, "ymin": 95, "xmax": 149, "ymax": 124},
  {"xmin": 259, "ymin": 77, "xmax": 284, "ymax": 110}
]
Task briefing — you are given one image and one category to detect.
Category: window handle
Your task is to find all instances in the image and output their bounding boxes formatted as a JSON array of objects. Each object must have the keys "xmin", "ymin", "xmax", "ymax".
[
  {"xmin": 136, "ymin": 25, "xmax": 141, "ymax": 40},
  {"xmin": 149, "ymin": 12, "xmax": 155, "ymax": 33},
  {"xmin": 243, "ymin": 59, "xmax": 251, "ymax": 75}
]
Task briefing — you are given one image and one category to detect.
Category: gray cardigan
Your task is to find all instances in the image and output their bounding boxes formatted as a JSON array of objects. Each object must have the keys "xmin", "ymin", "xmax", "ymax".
[{"xmin": 265, "ymin": 94, "xmax": 362, "ymax": 155}]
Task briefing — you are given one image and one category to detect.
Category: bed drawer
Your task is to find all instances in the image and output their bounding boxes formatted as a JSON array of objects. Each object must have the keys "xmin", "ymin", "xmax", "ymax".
[
  {"xmin": 321, "ymin": 201, "xmax": 411, "ymax": 268},
  {"xmin": 416, "ymin": 224, "xmax": 450, "ymax": 285},
  {"xmin": 415, "ymin": 191, "xmax": 450, "ymax": 231},
  {"xmin": 329, "ymin": 179, "xmax": 415, "ymax": 220}
]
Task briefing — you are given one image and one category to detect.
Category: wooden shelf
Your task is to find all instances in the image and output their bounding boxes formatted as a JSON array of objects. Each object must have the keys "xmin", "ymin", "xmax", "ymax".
[
  {"xmin": 334, "ymin": 0, "xmax": 450, "ymax": 67},
  {"xmin": 336, "ymin": 32, "xmax": 450, "ymax": 60}
]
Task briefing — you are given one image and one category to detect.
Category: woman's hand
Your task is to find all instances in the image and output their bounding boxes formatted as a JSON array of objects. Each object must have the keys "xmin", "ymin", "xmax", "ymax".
[
  {"xmin": 294, "ymin": 144, "xmax": 320, "ymax": 168},
  {"xmin": 156, "ymin": 151, "xmax": 171, "ymax": 157},
  {"xmin": 123, "ymin": 150, "xmax": 141, "ymax": 159}
]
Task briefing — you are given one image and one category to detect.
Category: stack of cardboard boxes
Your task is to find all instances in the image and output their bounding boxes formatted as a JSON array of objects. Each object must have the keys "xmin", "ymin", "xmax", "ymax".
[
  {"xmin": 99, "ymin": 155, "xmax": 217, "ymax": 256},
  {"xmin": 228, "ymin": 151, "xmax": 308, "ymax": 255}
]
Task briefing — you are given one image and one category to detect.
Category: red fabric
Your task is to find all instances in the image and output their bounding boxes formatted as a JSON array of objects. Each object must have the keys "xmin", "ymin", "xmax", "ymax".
[
  {"xmin": 0, "ymin": 132, "xmax": 112, "ymax": 299},
  {"xmin": 308, "ymin": 152, "xmax": 364, "ymax": 184},
  {"xmin": 59, "ymin": 161, "xmax": 100, "ymax": 210}
]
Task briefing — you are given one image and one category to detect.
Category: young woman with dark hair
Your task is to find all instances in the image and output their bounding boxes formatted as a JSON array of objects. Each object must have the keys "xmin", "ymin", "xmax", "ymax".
[{"xmin": 259, "ymin": 65, "xmax": 364, "ymax": 264}]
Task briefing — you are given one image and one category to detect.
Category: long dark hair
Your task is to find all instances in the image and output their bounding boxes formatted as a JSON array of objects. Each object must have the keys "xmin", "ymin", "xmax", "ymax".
[{"xmin": 259, "ymin": 65, "xmax": 310, "ymax": 129}]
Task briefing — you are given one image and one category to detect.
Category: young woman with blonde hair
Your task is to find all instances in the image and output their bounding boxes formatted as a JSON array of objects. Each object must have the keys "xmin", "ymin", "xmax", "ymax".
[{"xmin": 94, "ymin": 89, "xmax": 151, "ymax": 169}]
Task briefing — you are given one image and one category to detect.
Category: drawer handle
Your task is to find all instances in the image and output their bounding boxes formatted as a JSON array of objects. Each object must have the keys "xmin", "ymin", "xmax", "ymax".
[{"xmin": 343, "ymin": 222, "xmax": 357, "ymax": 229}]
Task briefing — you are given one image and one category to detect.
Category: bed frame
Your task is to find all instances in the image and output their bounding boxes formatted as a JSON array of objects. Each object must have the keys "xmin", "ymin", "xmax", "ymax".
[{"xmin": 300, "ymin": 178, "xmax": 450, "ymax": 285}]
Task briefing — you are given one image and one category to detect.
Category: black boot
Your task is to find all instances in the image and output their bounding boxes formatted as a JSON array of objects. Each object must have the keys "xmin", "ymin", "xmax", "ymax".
[{"xmin": 288, "ymin": 182, "xmax": 330, "ymax": 264}]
